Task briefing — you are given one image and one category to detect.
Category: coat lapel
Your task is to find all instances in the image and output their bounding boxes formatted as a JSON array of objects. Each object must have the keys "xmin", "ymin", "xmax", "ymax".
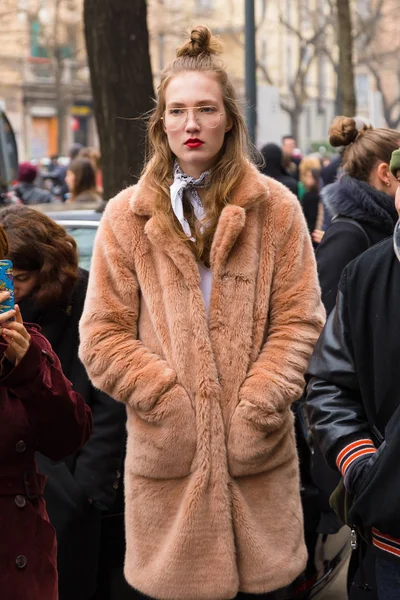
[
  {"xmin": 131, "ymin": 162, "xmax": 269, "ymax": 280},
  {"xmin": 210, "ymin": 205, "xmax": 246, "ymax": 276},
  {"xmin": 129, "ymin": 163, "xmax": 270, "ymax": 420},
  {"xmin": 145, "ymin": 217, "xmax": 200, "ymax": 288}
]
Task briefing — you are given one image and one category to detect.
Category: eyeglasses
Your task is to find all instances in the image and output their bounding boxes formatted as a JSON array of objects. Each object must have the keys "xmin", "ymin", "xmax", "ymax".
[{"xmin": 161, "ymin": 106, "xmax": 223, "ymax": 131}]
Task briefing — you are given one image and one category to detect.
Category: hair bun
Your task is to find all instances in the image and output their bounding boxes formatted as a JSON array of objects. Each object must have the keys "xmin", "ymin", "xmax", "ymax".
[
  {"xmin": 176, "ymin": 25, "xmax": 223, "ymax": 58},
  {"xmin": 329, "ymin": 116, "xmax": 371, "ymax": 148}
]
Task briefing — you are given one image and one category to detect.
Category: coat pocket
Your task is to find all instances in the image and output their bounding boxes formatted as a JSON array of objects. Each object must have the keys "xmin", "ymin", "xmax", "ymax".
[
  {"xmin": 127, "ymin": 384, "xmax": 197, "ymax": 479},
  {"xmin": 227, "ymin": 404, "xmax": 296, "ymax": 478}
]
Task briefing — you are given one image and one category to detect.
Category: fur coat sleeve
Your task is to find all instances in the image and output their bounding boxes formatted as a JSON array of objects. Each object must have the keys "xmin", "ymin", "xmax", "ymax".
[
  {"xmin": 78, "ymin": 197, "xmax": 178, "ymax": 406},
  {"xmin": 237, "ymin": 197, "xmax": 326, "ymax": 432}
]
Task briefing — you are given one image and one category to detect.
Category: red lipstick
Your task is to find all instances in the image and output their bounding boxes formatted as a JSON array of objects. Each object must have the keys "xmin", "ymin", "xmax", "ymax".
[{"xmin": 185, "ymin": 138, "xmax": 204, "ymax": 148}]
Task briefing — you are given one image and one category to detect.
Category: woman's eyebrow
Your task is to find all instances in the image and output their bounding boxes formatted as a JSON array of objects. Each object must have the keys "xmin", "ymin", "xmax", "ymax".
[{"xmin": 166, "ymin": 99, "xmax": 218, "ymax": 108}]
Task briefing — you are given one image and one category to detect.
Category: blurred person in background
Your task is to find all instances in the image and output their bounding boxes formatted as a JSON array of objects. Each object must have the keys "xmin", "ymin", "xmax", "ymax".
[
  {"xmin": 260, "ymin": 142, "xmax": 298, "ymax": 196},
  {"xmin": 13, "ymin": 162, "xmax": 54, "ymax": 205},
  {"xmin": 319, "ymin": 152, "xmax": 343, "ymax": 235},
  {"xmin": 281, "ymin": 135, "xmax": 300, "ymax": 179},
  {"xmin": 298, "ymin": 156, "xmax": 321, "ymax": 202},
  {"xmin": 78, "ymin": 147, "xmax": 103, "ymax": 194},
  {"xmin": 69, "ymin": 142, "xmax": 84, "ymax": 161},
  {"xmin": 298, "ymin": 156, "xmax": 324, "ymax": 243},
  {"xmin": 42, "ymin": 154, "xmax": 69, "ymax": 201},
  {"xmin": 0, "ymin": 222, "xmax": 92, "ymax": 600},
  {"xmin": 0, "ymin": 205, "xmax": 126, "ymax": 600},
  {"xmin": 66, "ymin": 158, "xmax": 103, "ymax": 209}
]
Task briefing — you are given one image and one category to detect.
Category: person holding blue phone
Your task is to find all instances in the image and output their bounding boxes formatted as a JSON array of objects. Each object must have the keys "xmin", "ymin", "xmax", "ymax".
[
  {"xmin": 0, "ymin": 204, "xmax": 126, "ymax": 600},
  {"xmin": 0, "ymin": 223, "xmax": 93, "ymax": 600}
]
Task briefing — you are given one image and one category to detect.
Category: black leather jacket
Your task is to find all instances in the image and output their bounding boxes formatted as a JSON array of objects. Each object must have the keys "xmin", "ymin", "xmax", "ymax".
[
  {"xmin": 307, "ymin": 238, "xmax": 400, "ymax": 465},
  {"xmin": 306, "ymin": 241, "xmax": 400, "ymax": 545},
  {"xmin": 306, "ymin": 290, "xmax": 383, "ymax": 470}
]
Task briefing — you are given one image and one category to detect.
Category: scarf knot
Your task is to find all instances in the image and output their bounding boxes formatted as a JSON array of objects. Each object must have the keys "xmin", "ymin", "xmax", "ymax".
[{"xmin": 170, "ymin": 162, "xmax": 211, "ymax": 239}]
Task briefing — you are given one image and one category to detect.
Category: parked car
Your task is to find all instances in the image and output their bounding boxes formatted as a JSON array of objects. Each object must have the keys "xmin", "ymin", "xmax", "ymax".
[
  {"xmin": 47, "ymin": 208, "xmax": 351, "ymax": 599},
  {"xmin": 39, "ymin": 209, "xmax": 99, "ymax": 271}
]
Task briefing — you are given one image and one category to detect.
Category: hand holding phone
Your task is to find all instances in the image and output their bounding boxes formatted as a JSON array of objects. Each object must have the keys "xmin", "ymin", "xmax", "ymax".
[
  {"xmin": 0, "ymin": 260, "xmax": 14, "ymax": 314},
  {"xmin": 0, "ymin": 304, "xmax": 31, "ymax": 365}
]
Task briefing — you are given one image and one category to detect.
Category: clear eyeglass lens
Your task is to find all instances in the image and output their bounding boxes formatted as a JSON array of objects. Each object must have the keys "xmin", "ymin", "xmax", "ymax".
[
  {"xmin": 393, "ymin": 219, "xmax": 400, "ymax": 262},
  {"xmin": 164, "ymin": 107, "xmax": 221, "ymax": 131}
]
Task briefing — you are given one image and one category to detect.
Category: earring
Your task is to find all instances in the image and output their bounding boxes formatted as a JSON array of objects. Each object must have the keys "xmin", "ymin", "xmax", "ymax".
[{"xmin": 386, "ymin": 181, "xmax": 391, "ymax": 187}]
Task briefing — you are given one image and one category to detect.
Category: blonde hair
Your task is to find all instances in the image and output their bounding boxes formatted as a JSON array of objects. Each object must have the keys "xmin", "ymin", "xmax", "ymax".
[
  {"xmin": 142, "ymin": 25, "xmax": 250, "ymax": 263},
  {"xmin": 329, "ymin": 116, "xmax": 400, "ymax": 182},
  {"xmin": 299, "ymin": 156, "xmax": 321, "ymax": 186}
]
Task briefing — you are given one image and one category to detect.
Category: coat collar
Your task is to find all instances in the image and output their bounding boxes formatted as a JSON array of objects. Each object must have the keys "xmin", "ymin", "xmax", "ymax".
[
  {"xmin": 130, "ymin": 162, "xmax": 269, "ymax": 284},
  {"xmin": 130, "ymin": 162, "xmax": 269, "ymax": 217}
]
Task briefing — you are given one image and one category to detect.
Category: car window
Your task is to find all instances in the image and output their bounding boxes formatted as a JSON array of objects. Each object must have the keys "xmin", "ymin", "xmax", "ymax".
[{"xmin": 64, "ymin": 226, "xmax": 97, "ymax": 270}]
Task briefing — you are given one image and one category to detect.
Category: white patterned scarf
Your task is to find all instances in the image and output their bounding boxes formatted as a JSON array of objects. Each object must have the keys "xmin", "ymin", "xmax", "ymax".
[{"xmin": 169, "ymin": 162, "xmax": 211, "ymax": 240}]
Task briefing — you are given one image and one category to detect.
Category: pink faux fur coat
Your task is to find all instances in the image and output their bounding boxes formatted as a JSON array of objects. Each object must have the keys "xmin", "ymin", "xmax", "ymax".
[{"xmin": 79, "ymin": 163, "xmax": 325, "ymax": 600}]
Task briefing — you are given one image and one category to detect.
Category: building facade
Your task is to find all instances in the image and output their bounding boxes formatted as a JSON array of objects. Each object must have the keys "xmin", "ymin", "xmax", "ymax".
[
  {"xmin": 1, "ymin": 0, "xmax": 396, "ymax": 160},
  {"xmin": 0, "ymin": 0, "xmax": 96, "ymax": 161},
  {"xmin": 147, "ymin": 0, "xmax": 395, "ymax": 151}
]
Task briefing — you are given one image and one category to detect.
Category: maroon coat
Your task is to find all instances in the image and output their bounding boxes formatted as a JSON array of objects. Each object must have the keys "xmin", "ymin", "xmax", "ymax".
[{"xmin": 0, "ymin": 326, "xmax": 92, "ymax": 600}]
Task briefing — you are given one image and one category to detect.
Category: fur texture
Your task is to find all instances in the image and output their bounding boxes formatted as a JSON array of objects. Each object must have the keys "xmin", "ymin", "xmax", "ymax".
[
  {"xmin": 322, "ymin": 174, "xmax": 398, "ymax": 234},
  {"xmin": 79, "ymin": 163, "xmax": 325, "ymax": 600}
]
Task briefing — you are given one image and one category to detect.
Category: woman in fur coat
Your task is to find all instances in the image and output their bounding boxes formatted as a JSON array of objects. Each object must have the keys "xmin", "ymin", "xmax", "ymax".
[{"xmin": 79, "ymin": 25, "xmax": 325, "ymax": 600}]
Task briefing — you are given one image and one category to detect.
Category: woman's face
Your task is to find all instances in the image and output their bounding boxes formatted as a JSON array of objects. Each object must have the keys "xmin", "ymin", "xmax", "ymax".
[
  {"xmin": 163, "ymin": 71, "xmax": 232, "ymax": 178},
  {"xmin": 66, "ymin": 170, "xmax": 75, "ymax": 193},
  {"xmin": 13, "ymin": 269, "xmax": 39, "ymax": 303},
  {"xmin": 303, "ymin": 170, "xmax": 316, "ymax": 190}
]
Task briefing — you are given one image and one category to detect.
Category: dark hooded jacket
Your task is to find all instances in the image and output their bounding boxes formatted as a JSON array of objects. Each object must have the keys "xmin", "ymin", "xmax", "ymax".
[
  {"xmin": 317, "ymin": 175, "xmax": 398, "ymax": 314},
  {"xmin": 19, "ymin": 269, "xmax": 126, "ymax": 600},
  {"xmin": 260, "ymin": 144, "xmax": 298, "ymax": 197},
  {"xmin": 13, "ymin": 182, "xmax": 53, "ymax": 205},
  {"xmin": 310, "ymin": 174, "xmax": 398, "ymax": 597}
]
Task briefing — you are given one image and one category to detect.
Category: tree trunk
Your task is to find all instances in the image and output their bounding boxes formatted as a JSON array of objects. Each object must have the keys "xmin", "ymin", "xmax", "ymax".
[
  {"xmin": 289, "ymin": 110, "xmax": 300, "ymax": 144},
  {"xmin": 336, "ymin": 0, "xmax": 356, "ymax": 116},
  {"xmin": 334, "ymin": 65, "xmax": 343, "ymax": 115},
  {"xmin": 84, "ymin": 0, "xmax": 155, "ymax": 201}
]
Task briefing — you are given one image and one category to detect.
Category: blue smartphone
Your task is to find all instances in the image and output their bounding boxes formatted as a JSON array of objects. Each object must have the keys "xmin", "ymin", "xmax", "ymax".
[{"xmin": 0, "ymin": 260, "xmax": 14, "ymax": 314}]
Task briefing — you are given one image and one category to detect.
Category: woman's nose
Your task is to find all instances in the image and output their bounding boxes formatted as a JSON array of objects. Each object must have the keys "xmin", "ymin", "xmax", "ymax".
[{"xmin": 185, "ymin": 110, "xmax": 200, "ymax": 131}]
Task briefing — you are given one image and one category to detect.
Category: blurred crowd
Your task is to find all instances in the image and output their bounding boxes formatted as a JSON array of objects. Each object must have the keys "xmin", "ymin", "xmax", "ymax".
[
  {"xmin": 3, "ymin": 142, "xmax": 104, "ymax": 212},
  {"xmin": 260, "ymin": 135, "xmax": 340, "ymax": 247}
]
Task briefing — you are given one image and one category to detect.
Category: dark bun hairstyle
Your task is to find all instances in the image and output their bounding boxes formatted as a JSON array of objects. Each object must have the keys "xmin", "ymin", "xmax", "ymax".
[
  {"xmin": 328, "ymin": 116, "xmax": 400, "ymax": 182},
  {"xmin": 328, "ymin": 116, "xmax": 371, "ymax": 147},
  {"xmin": 176, "ymin": 25, "xmax": 223, "ymax": 58}
]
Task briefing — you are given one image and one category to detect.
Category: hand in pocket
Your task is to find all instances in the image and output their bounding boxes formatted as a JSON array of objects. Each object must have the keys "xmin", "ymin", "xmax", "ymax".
[
  {"xmin": 128, "ymin": 383, "xmax": 197, "ymax": 479},
  {"xmin": 227, "ymin": 402, "xmax": 295, "ymax": 478}
]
